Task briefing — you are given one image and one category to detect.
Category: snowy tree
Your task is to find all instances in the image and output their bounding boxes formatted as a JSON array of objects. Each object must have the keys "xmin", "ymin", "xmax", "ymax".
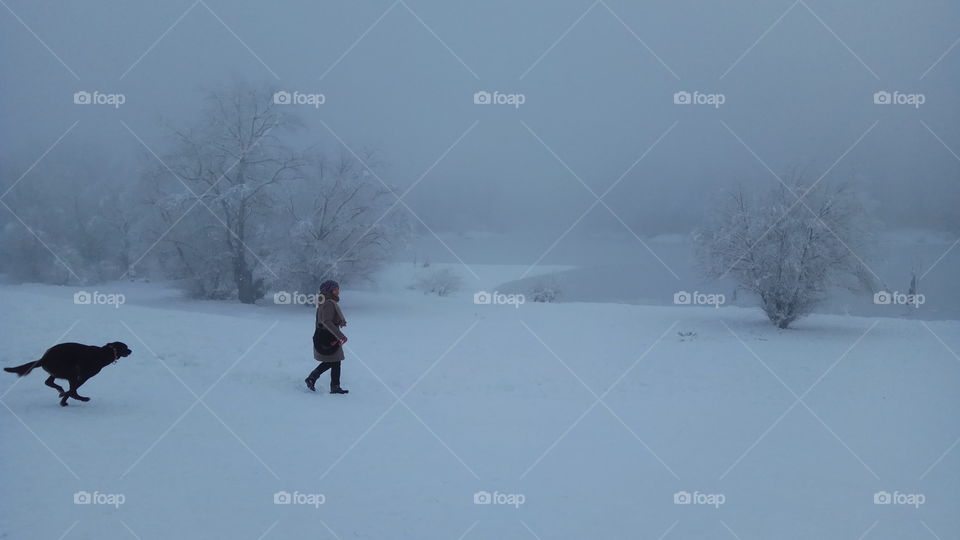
[
  {"xmin": 268, "ymin": 150, "xmax": 408, "ymax": 293},
  {"xmin": 144, "ymin": 83, "xmax": 304, "ymax": 303},
  {"xmin": 0, "ymin": 145, "xmax": 134, "ymax": 284},
  {"xmin": 695, "ymin": 178, "xmax": 871, "ymax": 328}
]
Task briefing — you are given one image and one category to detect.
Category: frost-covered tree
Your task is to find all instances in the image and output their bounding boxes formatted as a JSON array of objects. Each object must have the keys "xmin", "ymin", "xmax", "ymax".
[
  {"xmin": 145, "ymin": 83, "xmax": 304, "ymax": 303},
  {"xmin": 0, "ymin": 145, "xmax": 134, "ymax": 284},
  {"xmin": 696, "ymin": 179, "xmax": 871, "ymax": 328},
  {"xmin": 2, "ymin": 82, "xmax": 407, "ymax": 296},
  {"xmin": 268, "ymin": 150, "xmax": 408, "ymax": 293}
]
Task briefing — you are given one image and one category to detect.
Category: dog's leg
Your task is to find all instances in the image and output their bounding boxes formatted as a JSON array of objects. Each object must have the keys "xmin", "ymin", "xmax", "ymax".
[
  {"xmin": 71, "ymin": 377, "xmax": 90, "ymax": 401},
  {"xmin": 44, "ymin": 376, "xmax": 66, "ymax": 397},
  {"xmin": 61, "ymin": 378, "xmax": 90, "ymax": 406}
]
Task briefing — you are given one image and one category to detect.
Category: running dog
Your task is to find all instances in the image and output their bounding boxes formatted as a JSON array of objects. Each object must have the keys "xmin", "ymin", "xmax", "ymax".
[{"xmin": 4, "ymin": 342, "xmax": 132, "ymax": 406}]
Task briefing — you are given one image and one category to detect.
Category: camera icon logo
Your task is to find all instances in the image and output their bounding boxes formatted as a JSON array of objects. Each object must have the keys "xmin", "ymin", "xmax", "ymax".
[
  {"xmin": 73, "ymin": 91, "xmax": 92, "ymax": 105},
  {"xmin": 273, "ymin": 291, "xmax": 292, "ymax": 304},
  {"xmin": 873, "ymin": 291, "xmax": 891, "ymax": 305},
  {"xmin": 474, "ymin": 291, "xmax": 492, "ymax": 305},
  {"xmin": 473, "ymin": 91, "xmax": 492, "ymax": 105},
  {"xmin": 74, "ymin": 291, "xmax": 92, "ymax": 305},
  {"xmin": 673, "ymin": 91, "xmax": 692, "ymax": 105},
  {"xmin": 873, "ymin": 91, "xmax": 891, "ymax": 105},
  {"xmin": 873, "ymin": 491, "xmax": 891, "ymax": 504},
  {"xmin": 273, "ymin": 91, "xmax": 292, "ymax": 105},
  {"xmin": 274, "ymin": 491, "xmax": 292, "ymax": 504},
  {"xmin": 673, "ymin": 491, "xmax": 692, "ymax": 504},
  {"xmin": 473, "ymin": 491, "xmax": 492, "ymax": 504},
  {"xmin": 74, "ymin": 491, "xmax": 92, "ymax": 504},
  {"xmin": 673, "ymin": 291, "xmax": 692, "ymax": 305}
]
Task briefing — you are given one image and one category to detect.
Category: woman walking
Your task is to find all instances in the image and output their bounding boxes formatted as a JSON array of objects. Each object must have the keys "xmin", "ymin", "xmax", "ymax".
[{"xmin": 305, "ymin": 280, "xmax": 349, "ymax": 394}]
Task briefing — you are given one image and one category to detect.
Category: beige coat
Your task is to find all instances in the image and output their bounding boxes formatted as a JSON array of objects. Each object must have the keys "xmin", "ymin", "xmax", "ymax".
[{"xmin": 314, "ymin": 298, "xmax": 347, "ymax": 362}]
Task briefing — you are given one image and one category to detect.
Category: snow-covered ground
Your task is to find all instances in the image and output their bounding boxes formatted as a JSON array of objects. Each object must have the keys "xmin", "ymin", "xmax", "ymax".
[{"xmin": 1, "ymin": 266, "xmax": 958, "ymax": 539}]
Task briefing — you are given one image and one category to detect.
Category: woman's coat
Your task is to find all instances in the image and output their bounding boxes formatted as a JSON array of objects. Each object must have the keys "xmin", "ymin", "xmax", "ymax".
[{"xmin": 314, "ymin": 298, "xmax": 347, "ymax": 362}]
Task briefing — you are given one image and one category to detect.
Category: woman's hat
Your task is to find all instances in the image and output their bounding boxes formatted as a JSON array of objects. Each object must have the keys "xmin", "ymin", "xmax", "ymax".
[{"xmin": 319, "ymin": 280, "xmax": 340, "ymax": 294}]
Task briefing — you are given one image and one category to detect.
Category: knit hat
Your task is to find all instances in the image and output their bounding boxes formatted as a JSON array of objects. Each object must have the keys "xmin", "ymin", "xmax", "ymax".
[{"xmin": 319, "ymin": 280, "xmax": 340, "ymax": 294}]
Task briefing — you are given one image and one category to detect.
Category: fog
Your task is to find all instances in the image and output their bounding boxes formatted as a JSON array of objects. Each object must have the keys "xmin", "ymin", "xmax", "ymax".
[
  {"xmin": 3, "ymin": 5, "xmax": 960, "ymax": 538},
  {"xmin": 3, "ymin": 1, "xmax": 957, "ymax": 242}
]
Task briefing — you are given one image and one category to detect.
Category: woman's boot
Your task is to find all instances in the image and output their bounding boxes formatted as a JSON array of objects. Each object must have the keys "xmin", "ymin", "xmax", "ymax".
[{"xmin": 328, "ymin": 363, "xmax": 347, "ymax": 393}]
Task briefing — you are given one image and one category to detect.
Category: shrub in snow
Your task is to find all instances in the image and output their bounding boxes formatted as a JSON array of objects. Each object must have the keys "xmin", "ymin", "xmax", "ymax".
[
  {"xmin": 528, "ymin": 276, "xmax": 562, "ymax": 303},
  {"xmin": 695, "ymin": 179, "xmax": 872, "ymax": 328},
  {"xmin": 415, "ymin": 268, "xmax": 462, "ymax": 297}
]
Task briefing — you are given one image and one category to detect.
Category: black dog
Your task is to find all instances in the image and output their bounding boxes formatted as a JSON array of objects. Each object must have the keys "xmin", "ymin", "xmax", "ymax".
[{"xmin": 4, "ymin": 342, "xmax": 132, "ymax": 406}]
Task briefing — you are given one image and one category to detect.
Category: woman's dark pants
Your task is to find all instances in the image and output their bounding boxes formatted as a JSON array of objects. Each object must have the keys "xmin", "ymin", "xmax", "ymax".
[{"xmin": 308, "ymin": 362, "xmax": 341, "ymax": 388}]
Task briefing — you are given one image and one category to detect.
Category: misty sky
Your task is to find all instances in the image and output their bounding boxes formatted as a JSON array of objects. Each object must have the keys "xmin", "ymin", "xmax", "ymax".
[{"xmin": 2, "ymin": 0, "xmax": 958, "ymax": 238}]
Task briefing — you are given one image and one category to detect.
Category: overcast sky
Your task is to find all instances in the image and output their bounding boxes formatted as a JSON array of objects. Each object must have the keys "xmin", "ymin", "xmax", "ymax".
[{"xmin": 2, "ymin": 0, "xmax": 958, "ymax": 237}]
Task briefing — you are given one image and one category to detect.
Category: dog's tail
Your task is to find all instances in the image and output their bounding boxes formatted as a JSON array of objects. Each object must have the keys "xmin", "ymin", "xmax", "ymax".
[{"xmin": 4, "ymin": 360, "xmax": 41, "ymax": 377}]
